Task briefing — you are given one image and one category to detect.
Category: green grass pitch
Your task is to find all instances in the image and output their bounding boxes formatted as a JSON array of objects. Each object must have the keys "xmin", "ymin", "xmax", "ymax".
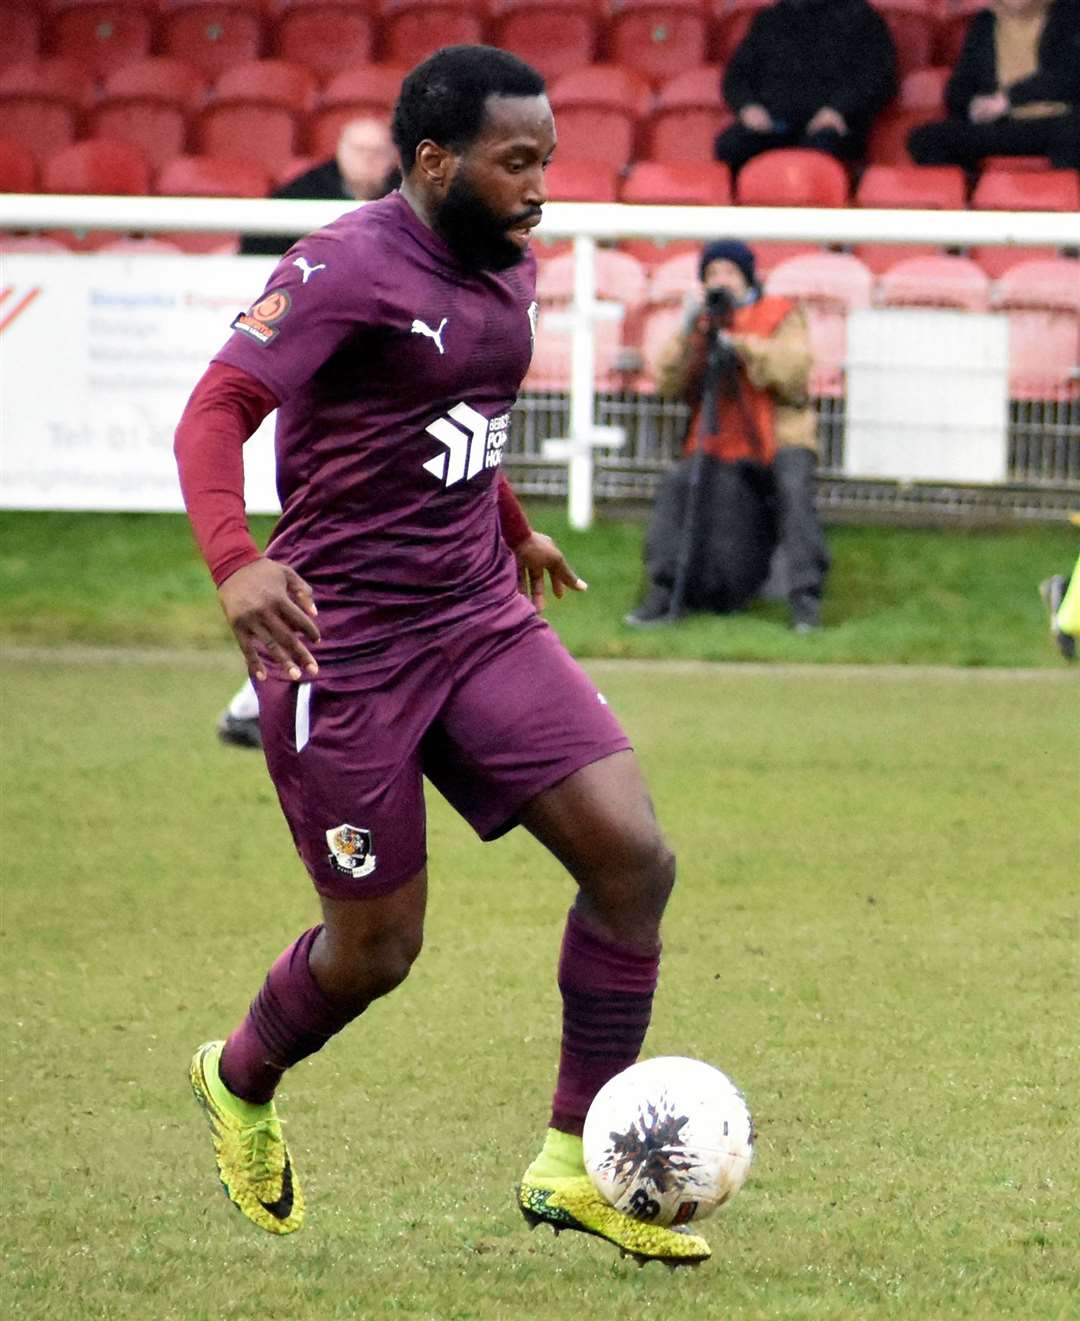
[{"xmin": 2, "ymin": 651, "xmax": 1076, "ymax": 1320}]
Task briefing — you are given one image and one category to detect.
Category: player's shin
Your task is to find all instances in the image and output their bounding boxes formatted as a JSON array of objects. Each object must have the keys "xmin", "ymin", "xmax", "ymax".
[
  {"xmin": 549, "ymin": 905, "xmax": 660, "ymax": 1138},
  {"xmin": 220, "ymin": 925, "xmax": 359, "ymax": 1104}
]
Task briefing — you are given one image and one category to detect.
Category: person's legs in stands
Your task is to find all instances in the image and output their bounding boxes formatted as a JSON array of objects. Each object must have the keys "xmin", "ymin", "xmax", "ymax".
[
  {"xmin": 909, "ymin": 116, "xmax": 1066, "ymax": 168},
  {"xmin": 1044, "ymin": 111, "xmax": 1080, "ymax": 171},
  {"xmin": 797, "ymin": 127, "xmax": 860, "ymax": 163},
  {"xmin": 772, "ymin": 445, "xmax": 829, "ymax": 632},
  {"xmin": 714, "ymin": 124, "xmax": 788, "ymax": 174}
]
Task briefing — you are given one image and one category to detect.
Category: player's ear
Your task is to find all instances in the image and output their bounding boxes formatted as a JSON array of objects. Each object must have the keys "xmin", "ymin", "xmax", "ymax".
[{"xmin": 414, "ymin": 139, "xmax": 456, "ymax": 193}]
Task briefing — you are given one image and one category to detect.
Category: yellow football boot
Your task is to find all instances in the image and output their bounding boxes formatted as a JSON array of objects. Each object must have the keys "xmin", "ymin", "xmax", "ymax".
[
  {"xmin": 189, "ymin": 1040, "xmax": 304, "ymax": 1235},
  {"xmin": 518, "ymin": 1129, "xmax": 710, "ymax": 1267}
]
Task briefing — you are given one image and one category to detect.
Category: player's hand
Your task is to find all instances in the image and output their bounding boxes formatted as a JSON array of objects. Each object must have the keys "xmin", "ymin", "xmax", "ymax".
[
  {"xmin": 217, "ymin": 557, "xmax": 320, "ymax": 682},
  {"xmin": 739, "ymin": 104, "xmax": 773, "ymax": 133},
  {"xmin": 514, "ymin": 532, "xmax": 588, "ymax": 613},
  {"xmin": 807, "ymin": 106, "xmax": 847, "ymax": 136},
  {"xmin": 969, "ymin": 92, "xmax": 1008, "ymax": 123}
]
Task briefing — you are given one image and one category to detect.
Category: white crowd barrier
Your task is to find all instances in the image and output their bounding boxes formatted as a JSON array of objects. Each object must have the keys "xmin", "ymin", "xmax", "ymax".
[{"xmin": 2, "ymin": 196, "xmax": 1078, "ymax": 524}]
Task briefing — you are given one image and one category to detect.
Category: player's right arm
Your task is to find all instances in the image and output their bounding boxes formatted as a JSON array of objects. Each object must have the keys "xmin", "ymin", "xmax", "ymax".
[{"xmin": 174, "ymin": 361, "xmax": 320, "ymax": 682}]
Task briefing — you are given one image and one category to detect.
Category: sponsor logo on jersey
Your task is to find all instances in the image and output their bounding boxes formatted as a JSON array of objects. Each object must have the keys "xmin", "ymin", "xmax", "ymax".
[
  {"xmin": 231, "ymin": 289, "xmax": 291, "ymax": 345},
  {"xmin": 422, "ymin": 404, "xmax": 510, "ymax": 488},
  {"xmin": 326, "ymin": 824, "xmax": 376, "ymax": 878}
]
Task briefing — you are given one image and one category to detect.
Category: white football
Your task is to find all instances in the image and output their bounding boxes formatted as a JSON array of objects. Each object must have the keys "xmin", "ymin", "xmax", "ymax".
[{"xmin": 582, "ymin": 1056, "xmax": 754, "ymax": 1226}]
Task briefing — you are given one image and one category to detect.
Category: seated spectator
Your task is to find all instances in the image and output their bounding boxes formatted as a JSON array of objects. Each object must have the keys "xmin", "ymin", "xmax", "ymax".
[
  {"xmin": 240, "ymin": 116, "xmax": 400, "ymax": 257},
  {"xmin": 908, "ymin": 0, "xmax": 1080, "ymax": 172},
  {"xmin": 715, "ymin": 0, "xmax": 897, "ymax": 175},
  {"xmin": 626, "ymin": 240, "xmax": 830, "ymax": 632}
]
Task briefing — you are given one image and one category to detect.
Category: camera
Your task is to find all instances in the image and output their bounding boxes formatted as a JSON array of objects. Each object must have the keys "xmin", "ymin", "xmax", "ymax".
[{"xmin": 704, "ymin": 285, "xmax": 737, "ymax": 326}]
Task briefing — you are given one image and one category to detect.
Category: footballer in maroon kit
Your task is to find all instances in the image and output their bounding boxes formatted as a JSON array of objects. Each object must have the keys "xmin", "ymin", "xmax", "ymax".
[{"xmin": 176, "ymin": 45, "xmax": 709, "ymax": 1266}]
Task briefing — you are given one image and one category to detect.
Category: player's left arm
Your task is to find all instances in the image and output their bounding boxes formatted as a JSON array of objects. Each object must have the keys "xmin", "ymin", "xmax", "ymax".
[{"xmin": 497, "ymin": 471, "xmax": 587, "ymax": 613}]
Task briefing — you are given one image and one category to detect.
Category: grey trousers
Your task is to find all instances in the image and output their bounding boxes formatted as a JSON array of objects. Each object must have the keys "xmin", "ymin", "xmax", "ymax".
[{"xmin": 772, "ymin": 445, "xmax": 830, "ymax": 606}]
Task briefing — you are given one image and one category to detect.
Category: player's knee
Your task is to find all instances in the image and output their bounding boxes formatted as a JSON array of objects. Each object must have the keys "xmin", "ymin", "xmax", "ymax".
[{"xmin": 316, "ymin": 924, "xmax": 423, "ymax": 1009}]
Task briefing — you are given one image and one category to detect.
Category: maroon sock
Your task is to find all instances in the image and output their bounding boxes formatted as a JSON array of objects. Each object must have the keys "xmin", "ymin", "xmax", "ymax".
[
  {"xmin": 219, "ymin": 926, "xmax": 356, "ymax": 1104},
  {"xmin": 550, "ymin": 906, "xmax": 660, "ymax": 1135}
]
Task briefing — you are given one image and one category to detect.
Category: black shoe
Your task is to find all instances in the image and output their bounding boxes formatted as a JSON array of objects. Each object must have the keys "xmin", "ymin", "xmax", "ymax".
[
  {"xmin": 624, "ymin": 588, "xmax": 675, "ymax": 628},
  {"xmin": 1039, "ymin": 576, "xmax": 1076, "ymax": 660},
  {"xmin": 791, "ymin": 593, "xmax": 821, "ymax": 634},
  {"xmin": 217, "ymin": 711, "xmax": 263, "ymax": 749}
]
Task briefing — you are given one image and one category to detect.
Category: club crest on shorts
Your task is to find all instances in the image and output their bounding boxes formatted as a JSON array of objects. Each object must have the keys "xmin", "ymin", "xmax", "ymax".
[{"xmin": 325, "ymin": 824, "xmax": 376, "ymax": 878}]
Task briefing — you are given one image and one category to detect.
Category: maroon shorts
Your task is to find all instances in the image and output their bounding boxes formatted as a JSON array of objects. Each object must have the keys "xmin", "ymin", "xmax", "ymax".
[{"xmin": 256, "ymin": 597, "xmax": 631, "ymax": 900}]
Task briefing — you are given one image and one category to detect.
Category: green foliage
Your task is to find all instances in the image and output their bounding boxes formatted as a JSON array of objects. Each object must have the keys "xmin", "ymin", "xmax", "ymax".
[
  {"xmin": 0, "ymin": 508, "xmax": 1075, "ymax": 666},
  {"xmin": 2, "ymin": 657, "xmax": 1077, "ymax": 1320}
]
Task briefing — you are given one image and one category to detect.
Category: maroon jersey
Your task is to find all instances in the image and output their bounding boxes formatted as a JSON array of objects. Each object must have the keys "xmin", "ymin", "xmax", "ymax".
[{"xmin": 215, "ymin": 191, "xmax": 538, "ymax": 663}]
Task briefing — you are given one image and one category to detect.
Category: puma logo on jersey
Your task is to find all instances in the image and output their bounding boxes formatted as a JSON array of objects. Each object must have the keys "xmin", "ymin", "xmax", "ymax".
[
  {"xmin": 410, "ymin": 317, "xmax": 448, "ymax": 354},
  {"xmin": 293, "ymin": 257, "xmax": 326, "ymax": 284}
]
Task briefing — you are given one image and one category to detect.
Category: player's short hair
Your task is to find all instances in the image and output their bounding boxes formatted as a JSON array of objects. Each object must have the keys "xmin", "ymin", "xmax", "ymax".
[{"xmin": 392, "ymin": 45, "xmax": 546, "ymax": 170}]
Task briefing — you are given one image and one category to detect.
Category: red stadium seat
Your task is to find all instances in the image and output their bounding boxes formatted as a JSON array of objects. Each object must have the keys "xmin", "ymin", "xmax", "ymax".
[
  {"xmin": 548, "ymin": 64, "xmax": 653, "ymax": 118},
  {"xmin": 994, "ymin": 259, "xmax": 1080, "ymax": 400},
  {"xmin": 96, "ymin": 236, "xmax": 186, "ymax": 253},
  {"xmin": 855, "ymin": 164, "xmax": 966, "ymax": 209},
  {"xmin": 866, "ymin": 105, "xmax": 931, "ymax": 166},
  {"xmin": 90, "ymin": 101, "xmax": 189, "ymax": 173},
  {"xmin": 156, "ymin": 152, "xmax": 270, "ymax": 196},
  {"xmin": 710, "ymin": 0, "xmax": 771, "ymax": 64},
  {"xmin": 543, "ymin": 158, "xmax": 619, "ymax": 201},
  {"xmin": 379, "ymin": 4, "xmax": 486, "ymax": 69},
  {"xmin": 877, "ymin": 253, "xmax": 990, "ymax": 310},
  {"xmin": 0, "ymin": 137, "xmax": 39, "ymax": 192},
  {"xmin": 43, "ymin": 139, "xmax": 152, "ymax": 194},
  {"xmin": 524, "ymin": 301, "xmax": 628, "ymax": 391},
  {"xmin": 617, "ymin": 237, "xmax": 699, "ymax": 268},
  {"xmin": 490, "ymin": 9, "xmax": 598, "ymax": 83},
  {"xmin": 972, "ymin": 170, "xmax": 1080, "ymax": 212},
  {"xmin": 50, "ymin": 3, "xmax": 153, "ymax": 78},
  {"xmin": 620, "ymin": 160, "xmax": 732, "ymax": 205},
  {"xmin": 980, "ymin": 155, "xmax": 1052, "ymax": 172},
  {"xmin": 934, "ymin": 8, "xmax": 977, "ymax": 66},
  {"xmin": 751, "ymin": 241, "xmax": 822, "ymax": 272},
  {"xmin": 308, "ymin": 65, "xmax": 407, "ymax": 157},
  {"xmin": 103, "ymin": 57, "xmax": 207, "ymax": 112},
  {"xmin": 606, "ymin": 4, "xmax": 709, "ymax": 88},
  {"xmin": 645, "ymin": 66, "xmax": 730, "ymax": 163},
  {"xmin": 0, "ymin": 57, "xmax": 95, "ymax": 107},
  {"xmin": 160, "ymin": 4, "xmax": 264, "ymax": 81},
  {"xmin": 648, "ymin": 248, "xmax": 700, "ymax": 304},
  {"xmin": 197, "ymin": 61, "xmax": 316, "ymax": 174},
  {"xmin": 0, "ymin": 61, "xmax": 94, "ymax": 161},
  {"xmin": 156, "ymin": 152, "xmax": 272, "ymax": 251},
  {"xmin": 852, "ymin": 242, "xmax": 942, "ymax": 275},
  {"xmin": 196, "ymin": 105, "xmax": 301, "ymax": 175},
  {"xmin": 2, "ymin": 10, "xmax": 42, "ymax": 72},
  {"xmin": 213, "ymin": 58, "xmax": 318, "ymax": 110},
  {"xmin": 900, "ymin": 66, "xmax": 950, "ymax": 112},
  {"xmin": 276, "ymin": 155, "xmax": 317, "ymax": 186},
  {"xmin": 969, "ymin": 245, "xmax": 1059, "ymax": 280},
  {"xmin": 736, "ymin": 148, "xmax": 850, "ymax": 206},
  {"xmin": 273, "ymin": 4, "xmax": 376, "ymax": 82},
  {"xmin": 548, "ymin": 65, "xmax": 653, "ymax": 170},
  {"xmin": 0, "ymin": 234, "xmax": 74, "ymax": 252},
  {"xmin": 765, "ymin": 251, "xmax": 873, "ymax": 394},
  {"xmin": 638, "ymin": 302, "xmax": 685, "ymax": 387},
  {"xmin": 871, "ymin": 2, "xmax": 934, "ymax": 78},
  {"xmin": 537, "ymin": 248, "xmax": 650, "ymax": 307}
]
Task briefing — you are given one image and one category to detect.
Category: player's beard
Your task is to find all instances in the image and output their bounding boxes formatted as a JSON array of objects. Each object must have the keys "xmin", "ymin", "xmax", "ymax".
[{"xmin": 434, "ymin": 171, "xmax": 539, "ymax": 273}]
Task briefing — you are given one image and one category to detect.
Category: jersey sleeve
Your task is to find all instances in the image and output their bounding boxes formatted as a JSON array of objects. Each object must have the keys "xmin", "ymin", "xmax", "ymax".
[{"xmin": 213, "ymin": 232, "xmax": 374, "ymax": 403}]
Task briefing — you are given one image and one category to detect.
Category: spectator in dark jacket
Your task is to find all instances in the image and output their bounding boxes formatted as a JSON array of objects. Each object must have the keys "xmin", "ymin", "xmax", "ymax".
[
  {"xmin": 908, "ymin": 0, "xmax": 1080, "ymax": 171},
  {"xmin": 240, "ymin": 117, "xmax": 399, "ymax": 257},
  {"xmin": 715, "ymin": 0, "xmax": 897, "ymax": 175}
]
